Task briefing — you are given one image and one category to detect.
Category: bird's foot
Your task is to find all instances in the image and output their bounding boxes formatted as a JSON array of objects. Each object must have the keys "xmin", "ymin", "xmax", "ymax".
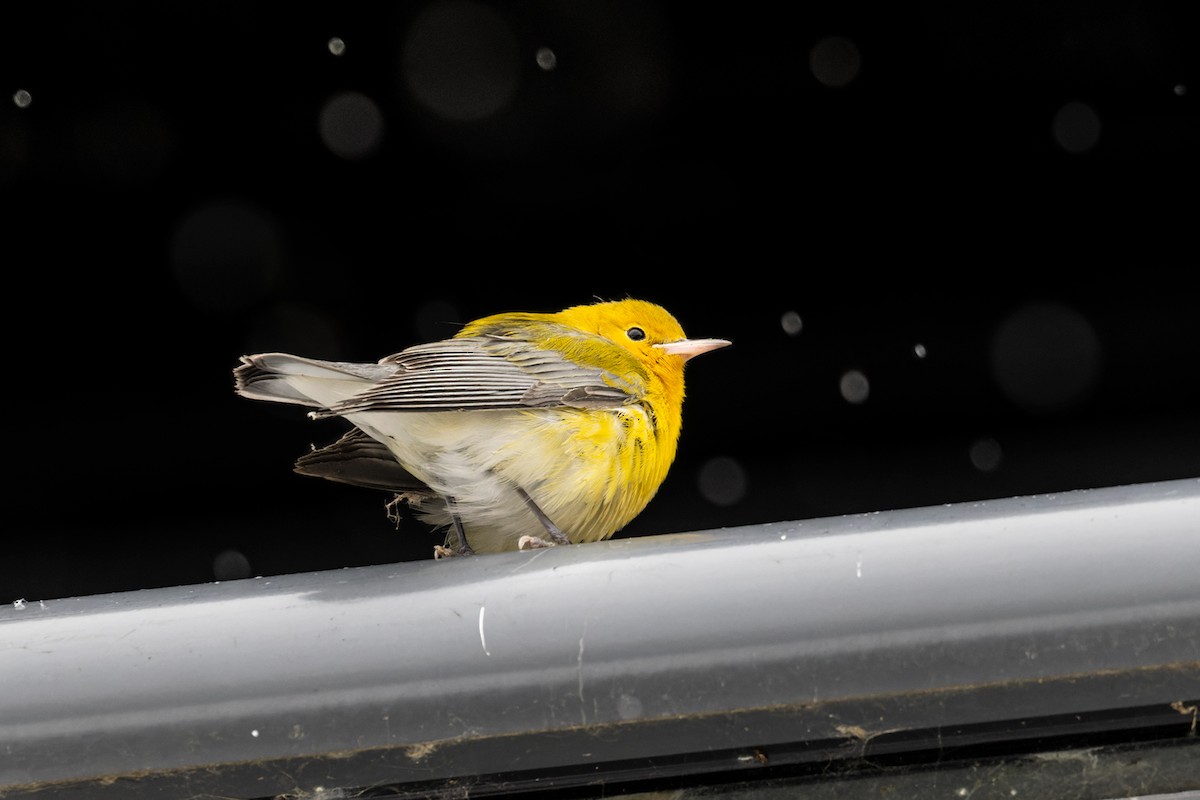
[
  {"xmin": 513, "ymin": 487, "xmax": 572, "ymax": 547},
  {"xmin": 518, "ymin": 534, "xmax": 562, "ymax": 550},
  {"xmin": 433, "ymin": 542, "xmax": 475, "ymax": 558}
]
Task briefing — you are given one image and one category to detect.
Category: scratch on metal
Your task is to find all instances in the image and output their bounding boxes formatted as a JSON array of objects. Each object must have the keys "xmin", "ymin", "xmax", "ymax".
[{"xmin": 478, "ymin": 606, "xmax": 490, "ymax": 656}]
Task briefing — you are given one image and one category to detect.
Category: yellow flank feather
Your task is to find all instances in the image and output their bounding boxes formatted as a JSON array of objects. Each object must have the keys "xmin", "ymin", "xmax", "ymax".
[{"xmin": 234, "ymin": 298, "xmax": 730, "ymax": 556}]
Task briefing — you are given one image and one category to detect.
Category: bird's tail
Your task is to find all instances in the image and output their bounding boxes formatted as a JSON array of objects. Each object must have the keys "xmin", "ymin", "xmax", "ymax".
[
  {"xmin": 294, "ymin": 428, "xmax": 432, "ymax": 496},
  {"xmin": 233, "ymin": 353, "xmax": 395, "ymax": 408}
]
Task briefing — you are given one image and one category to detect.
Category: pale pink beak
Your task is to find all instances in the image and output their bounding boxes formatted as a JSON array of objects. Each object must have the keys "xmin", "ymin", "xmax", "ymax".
[{"xmin": 655, "ymin": 338, "xmax": 732, "ymax": 361}]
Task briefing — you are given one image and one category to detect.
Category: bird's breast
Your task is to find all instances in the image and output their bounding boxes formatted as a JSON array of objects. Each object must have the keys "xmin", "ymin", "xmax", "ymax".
[{"xmin": 348, "ymin": 403, "xmax": 677, "ymax": 549}]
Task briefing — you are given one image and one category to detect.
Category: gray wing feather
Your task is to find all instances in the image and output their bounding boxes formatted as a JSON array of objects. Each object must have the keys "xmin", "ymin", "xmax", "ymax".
[
  {"xmin": 294, "ymin": 429, "xmax": 433, "ymax": 495},
  {"xmin": 314, "ymin": 336, "xmax": 639, "ymax": 417}
]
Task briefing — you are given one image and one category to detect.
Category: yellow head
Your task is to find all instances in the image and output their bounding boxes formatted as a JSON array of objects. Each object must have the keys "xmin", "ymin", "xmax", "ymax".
[
  {"xmin": 553, "ymin": 298, "xmax": 729, "ymax": 404},
  {"xmin": 457, "ymin": 298, "xmax": 729, "ymax": 413}
]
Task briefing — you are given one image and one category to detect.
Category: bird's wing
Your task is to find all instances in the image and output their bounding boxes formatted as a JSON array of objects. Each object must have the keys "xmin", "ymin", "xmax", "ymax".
[
  {"xmin": 314, "ymin": 333, "xmax": 645, "ymax": 418},
  {"xmin": 293, "ymin": 428, "xmax": 435, "ymax": 495}
]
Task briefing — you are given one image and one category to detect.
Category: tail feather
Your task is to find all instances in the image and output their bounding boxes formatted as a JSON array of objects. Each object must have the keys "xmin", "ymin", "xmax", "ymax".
[
  {"xmin": 295, "ymin": 429, "xmax": 432, "ymax": 495},
  {"xmin": 233, "ymin": 353, "xmax": 396, "ymax": 407}
]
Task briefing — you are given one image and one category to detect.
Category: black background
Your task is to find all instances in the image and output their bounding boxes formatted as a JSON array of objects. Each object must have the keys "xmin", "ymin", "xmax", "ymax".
[{"xmin": 3, "ymin": 1, "xmax": 1197, "ymax": 601}]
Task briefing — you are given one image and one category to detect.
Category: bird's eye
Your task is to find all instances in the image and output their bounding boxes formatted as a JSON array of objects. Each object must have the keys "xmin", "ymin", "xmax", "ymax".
[{"xmin": 626, "ymin": 326, "xmax": 646, "ymax": 341}]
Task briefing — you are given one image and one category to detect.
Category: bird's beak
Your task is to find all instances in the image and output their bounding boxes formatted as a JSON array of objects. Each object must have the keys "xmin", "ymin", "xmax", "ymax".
[{"xmin": 655, "ymin": 338, "xmax": 732, "ymax": 361}]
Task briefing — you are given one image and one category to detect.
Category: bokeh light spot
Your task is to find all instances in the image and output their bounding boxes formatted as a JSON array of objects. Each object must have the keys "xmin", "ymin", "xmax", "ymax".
[
  {"xmin": 839, "ymin": 369, "xmax": 870, "ymax": 404},
  {"xmin": 810, "ymin": 35, "xmax": 861, "ymax": 88},
  {"xmin": 1052, "ymin": 101, "xmax": 1101, "ymax": 154},
  {"xmin": 328, "ymin": 37, "xmax": 346, "ymax": 56},
  {"xmin": 913, "ymin": 343, "xmax": 927, "ymax": 359},
  {"xmin": 697, "ymin": 456, "xmax": 748, "ymax": 507},
  {"xmin": 990, "ymin": 301, "xmax": 1102, "ymax": 415},
  {"xmin": 781, "ymin": 310, "xmax": 803, "ymax": 336},
  {"xmin": 399, "ymin": 0, "xmax": 521, "ymax": 122},
  {"xmin": 13, "ymin": 89, "xmax": 32, "ymax": 108},
  {"xmin": 318, "ymin": 91, "xmax": 385, "ymax": 160},
  {"xmin": 213, "ymin": 549, "xmax": 252, "ymax": 581},
  {"xmin": 969, "ymin": 437, "xmax": 1003, "ymax": 472},
  {"xmin": 1173, "ymin": 84, "xmax": 1187, "ymax": 97},
  {"xmin": 535, "ymin": 46, "xmax": 557, "ymax": 72},
  {"xmin": 169, "ymin": 199, "xmax": 284, "ymax": 313}
]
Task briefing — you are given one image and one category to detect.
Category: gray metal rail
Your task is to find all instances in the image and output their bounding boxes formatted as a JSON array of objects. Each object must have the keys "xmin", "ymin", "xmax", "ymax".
[{"xmin": 2, "ymin": 478, "xmax": 1198, "ymax": 799}]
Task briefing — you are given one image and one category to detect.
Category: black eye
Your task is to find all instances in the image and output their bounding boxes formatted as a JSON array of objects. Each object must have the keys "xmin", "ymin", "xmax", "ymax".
[{"xmin": 626, "ymin": 326, "xmax": 646, "ymax": 341}]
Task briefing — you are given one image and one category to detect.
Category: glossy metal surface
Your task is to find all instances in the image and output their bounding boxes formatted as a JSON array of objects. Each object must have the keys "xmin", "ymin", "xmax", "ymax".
[{"xmin": 2, "ymin": 478, "xmax": 1198, "ymax": 797}]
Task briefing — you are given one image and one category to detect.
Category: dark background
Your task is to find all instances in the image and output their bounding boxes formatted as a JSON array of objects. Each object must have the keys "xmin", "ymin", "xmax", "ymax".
[{"xmin": 3, "ymin": 1, "xmax": 1196, "ymax": 602}]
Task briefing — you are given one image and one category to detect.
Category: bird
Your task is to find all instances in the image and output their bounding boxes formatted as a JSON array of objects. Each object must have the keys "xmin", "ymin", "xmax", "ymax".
[{"xmin": 233, "ymin": 298, "xmax": 730, "ymax": 557}]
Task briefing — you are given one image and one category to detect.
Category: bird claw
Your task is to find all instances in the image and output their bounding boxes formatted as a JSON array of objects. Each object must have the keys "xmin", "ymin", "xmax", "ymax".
[
  {"xmin": 434, "ymin": 544, "xmax": 475, "ymax": 558},
  {"xmin": 434, "ymin": 539, "xmax": 476, "ymax": 558},
  {"xmin": 518, "ymin": 535, "xmax": 559, "ymax": 550}
]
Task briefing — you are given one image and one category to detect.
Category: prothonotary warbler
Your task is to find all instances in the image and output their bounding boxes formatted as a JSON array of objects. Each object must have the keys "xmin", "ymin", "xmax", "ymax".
[{"xmin": 234, "ymin": 298, "xmax": 730, "ymax": 556}]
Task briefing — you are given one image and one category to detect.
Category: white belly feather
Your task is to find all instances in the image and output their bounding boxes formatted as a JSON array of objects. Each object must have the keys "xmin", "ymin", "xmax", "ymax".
[{"xmin": 346, "ymin": 407, "xmax": 653, "ymax": 552}]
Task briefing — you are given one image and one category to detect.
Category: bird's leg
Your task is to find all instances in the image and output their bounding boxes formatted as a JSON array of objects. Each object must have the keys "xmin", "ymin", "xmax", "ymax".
[
  {"xmin": 514, "ymin": 486, "xmax": 572, "ymax": 549},
  {"xmin": 434, "ymin": 500, "xmax": 475, "ymax": 558},
  {"xmin": 451, "ymin": 512, "xmax": 474, "ymax": 556}
]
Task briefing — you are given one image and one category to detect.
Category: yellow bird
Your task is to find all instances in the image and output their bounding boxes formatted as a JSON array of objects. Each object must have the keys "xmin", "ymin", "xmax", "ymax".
[{"xmin": 233, "ymin": 298, "xmax": 730, "ymax": 556}]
